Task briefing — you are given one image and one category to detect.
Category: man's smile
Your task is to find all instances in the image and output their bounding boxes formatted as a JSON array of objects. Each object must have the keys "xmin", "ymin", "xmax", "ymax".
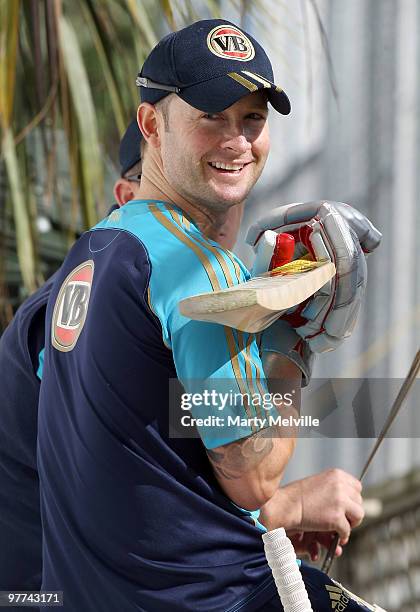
[{"xmin": 207, "ymin": 160, "xmax": 253, "ymax": 175}]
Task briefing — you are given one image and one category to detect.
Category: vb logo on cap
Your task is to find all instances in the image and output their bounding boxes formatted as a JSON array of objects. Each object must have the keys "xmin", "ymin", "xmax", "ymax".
[{"xmin": 207, "ymin": 25, "xmax": 255, "ymax": 61}]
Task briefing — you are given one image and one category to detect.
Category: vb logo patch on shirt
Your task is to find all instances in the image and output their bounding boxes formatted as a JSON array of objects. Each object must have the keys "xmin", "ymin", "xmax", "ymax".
[
  {"xmin": 52, "ymin": 260, "xmax": 94, "ymax": 352},
  {"xmin": 207, "ymin": 25, "xmax": 255, "ymax": 61}
]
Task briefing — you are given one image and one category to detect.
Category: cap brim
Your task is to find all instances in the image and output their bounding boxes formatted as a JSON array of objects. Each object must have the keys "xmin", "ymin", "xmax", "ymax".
[{"xmin": 179, "ymin": 72, "xmax": 291, "ymax": 115}]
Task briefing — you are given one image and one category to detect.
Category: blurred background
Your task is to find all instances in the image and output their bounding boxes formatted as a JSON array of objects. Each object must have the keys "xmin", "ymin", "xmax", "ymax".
[{"xmin": 0, "ymin": 1, "xmax": 419, "ymax": 609}]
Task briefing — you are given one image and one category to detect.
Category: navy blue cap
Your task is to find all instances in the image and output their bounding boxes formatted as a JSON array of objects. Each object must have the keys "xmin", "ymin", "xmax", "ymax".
[
  {"xmin": 136, "ymin": 19, "xmax": 290, "ymax": 115},
  {"xmin": 119, "ymin": 120, "xmax": 142, "ymax": 177}
]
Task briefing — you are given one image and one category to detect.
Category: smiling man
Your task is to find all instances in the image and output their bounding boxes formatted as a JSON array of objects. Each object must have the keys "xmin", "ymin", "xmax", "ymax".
[
  {"xmin": 137, "ymin": 90, "xmax": 269, "ymax": 251},
  {"xmin": 149, "ymin": 91, "xmax": 269, "ymax": 208},
  {"xmin": 37, "ymin": 20, "xmax": 368, "ymax": 612}
]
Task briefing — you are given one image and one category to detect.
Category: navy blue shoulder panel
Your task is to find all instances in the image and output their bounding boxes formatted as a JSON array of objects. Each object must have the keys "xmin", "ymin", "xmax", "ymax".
[
  {"xmin": 0, "ymin": 275, "xmax": 55, "ymax": 591},
  {"xmin": 0, "ymin": 274, "xmax": 54, "ymax": 466}
]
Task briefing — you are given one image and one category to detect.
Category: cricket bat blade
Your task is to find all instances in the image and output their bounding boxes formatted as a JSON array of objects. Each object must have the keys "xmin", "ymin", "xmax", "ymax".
[{"xmin": 179, "ymin": 261, "xmax": 336, "ymax": 333}]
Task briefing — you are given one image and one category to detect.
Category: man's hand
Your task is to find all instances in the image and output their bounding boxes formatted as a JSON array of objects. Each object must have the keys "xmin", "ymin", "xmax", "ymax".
[
  {"xmin": 259, "ymin": 469, "xmax": 364, "ymax": 557},
  {"xmin": 247, "ymin": 201, "xmax": 382, "ymax": 353}
]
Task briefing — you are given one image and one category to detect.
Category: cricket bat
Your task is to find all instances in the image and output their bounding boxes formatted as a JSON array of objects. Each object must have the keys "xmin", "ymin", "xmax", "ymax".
[
  {"xmin": 263, "ymin": 528, "xmax": 313, "ymax": 611},
  {"xmin": 179, "ymin": 259, "xmax": 336, "ymax": 333}
]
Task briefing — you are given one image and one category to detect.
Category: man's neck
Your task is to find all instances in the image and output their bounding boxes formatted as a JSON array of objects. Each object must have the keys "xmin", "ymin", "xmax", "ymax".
[{"xmin": 134, "ymin": 158, "xmax": 243, "ymax": 247}]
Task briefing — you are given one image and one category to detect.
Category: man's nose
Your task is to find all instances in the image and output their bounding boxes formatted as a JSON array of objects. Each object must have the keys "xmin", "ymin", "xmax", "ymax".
[{"xmin": 220, "ymin": 125, "xmax": 252, "ymax": 154}]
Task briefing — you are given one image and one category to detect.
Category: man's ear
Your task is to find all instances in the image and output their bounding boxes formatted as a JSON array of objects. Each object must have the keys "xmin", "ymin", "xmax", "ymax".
[
  {"xmin": 137, "ymin": 103, "xmax": 161, "ymax": 148},
  {"xmin": 113, "ymin": 178, "xmax": 137, "ymax": 206}
]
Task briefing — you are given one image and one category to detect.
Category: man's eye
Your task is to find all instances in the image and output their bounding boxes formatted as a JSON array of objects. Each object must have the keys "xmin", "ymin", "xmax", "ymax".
[
  {"xmin": 247, "ymin": 113, "xmax": 266, "ymax": 120},
  {"xmin": 203, "ymin": 113, "xmax": 221, "ymax": 120}
]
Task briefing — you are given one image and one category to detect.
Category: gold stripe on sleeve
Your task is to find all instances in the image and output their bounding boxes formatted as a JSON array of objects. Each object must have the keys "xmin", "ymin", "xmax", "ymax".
[
  {"xmin": 241, "ymin": 331, "xmax": 264, "ymax": 421},
  {"xmin": 209, "ymin": 242, "xmax": 244, "ymax": 286},
  {"xmin": 224, "ymin": 327, "xmax": 255, "ymax": 428},
  {"xmin": 250, "ymin": 342, "xmax": 269, "ymax": 415},
  {"xmin": 166, "ymin": 203, "xmax": 236, "ymax": 289},
  {"xmin": 229, "ymin": 255, "xmax": 243, "ymax": 284},
  {"xmin": 149, "ymin": 203, "xmax": 220, "ymax": 291},
  {"xmin": 166, "ymin": 205, "xmax": 192, "ymax": 232},
  {"xmin": 194, "ymin": 236, "xmax": 234, "ymax": 287},
  {"xmin": 182, "ymin": 215, "xmax": 191, "ymax": 230},
  {"xmin": 167, "ymin": 208, "xmax": 182, "ymax": 227}
]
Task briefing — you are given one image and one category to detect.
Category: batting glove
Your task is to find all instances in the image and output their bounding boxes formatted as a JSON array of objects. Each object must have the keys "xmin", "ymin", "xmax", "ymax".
[
  {"xmin": 260, "ymin": 319, "xmax": 314, "ymax": 387},
  {"xmin": 247, "ymin": 201, "xmax": 382, "ymax": 354}
]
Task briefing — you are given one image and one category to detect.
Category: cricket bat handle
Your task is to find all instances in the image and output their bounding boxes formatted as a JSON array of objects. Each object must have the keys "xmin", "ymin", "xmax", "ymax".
[{"xmin": 263, "ymin": 528, "xmax": 313, "ymax": 611}]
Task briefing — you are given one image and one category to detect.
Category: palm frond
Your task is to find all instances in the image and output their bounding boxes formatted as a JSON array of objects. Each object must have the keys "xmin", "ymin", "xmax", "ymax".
[
  {"xmin": 158, "ymin": 0, "xmax": 177, "ymax": 30},
  {"xmin": 58, "ymin": 15, "xmax": 104, "ymax": 227},
  {"xmin": 0, "ymin": 0, "xmax": 20, "ymax": 128},
  {"xmin": 2, "ymin": 128, "xmax": 37, "ymax": 293},
  {"xmin": 124, "ymin": 0, "xmax": 159, "ymax": 49},
  {"xmin": 80, "ymin": 0, "xmax": 126, "ymax": 134}
]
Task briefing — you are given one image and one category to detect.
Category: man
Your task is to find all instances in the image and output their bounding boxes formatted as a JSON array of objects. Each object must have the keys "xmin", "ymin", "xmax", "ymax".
[
  {"xmin": 38, "ymin": 20, "xmax": 376, "ymax": 611},
  {"xmin": 0, "ymin": 118, "xmax": 247, "ymax": 599},
  {"xmin": 0, "ymin": 121, "xmax": 143, "ymax": 596}
]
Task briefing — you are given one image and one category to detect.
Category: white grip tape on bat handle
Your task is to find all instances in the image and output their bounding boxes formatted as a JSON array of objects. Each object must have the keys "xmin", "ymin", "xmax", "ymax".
[{"xmin": 262, "ymin": 528, "xmax": 313, "ymax": 612}]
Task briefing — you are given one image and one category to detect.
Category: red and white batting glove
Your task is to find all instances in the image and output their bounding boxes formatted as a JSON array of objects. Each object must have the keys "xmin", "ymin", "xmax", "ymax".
[{"xmin": 248, "ymin": 201, "xmax": 381, "ymax": 367}]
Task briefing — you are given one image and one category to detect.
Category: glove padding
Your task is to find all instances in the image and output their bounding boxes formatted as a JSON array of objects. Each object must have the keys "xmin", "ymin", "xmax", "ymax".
[
  {"xmin": 260, "ymin": 319, "xmax": 314, "ymax": 387},
  {"xmin": 247, "ymin": 201, "xmax": 382, "ymax": 353}
]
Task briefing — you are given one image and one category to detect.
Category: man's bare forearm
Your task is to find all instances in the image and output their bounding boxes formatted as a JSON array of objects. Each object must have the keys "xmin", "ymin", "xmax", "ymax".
[{"xmin": 206, "ymin": 427, "xmax": 295, "ymax": 509}]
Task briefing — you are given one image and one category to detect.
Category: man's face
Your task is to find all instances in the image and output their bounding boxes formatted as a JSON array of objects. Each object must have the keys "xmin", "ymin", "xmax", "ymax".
[{"xmin": 158, "ymin": 91, "xmax": 270, "ymax": 211}]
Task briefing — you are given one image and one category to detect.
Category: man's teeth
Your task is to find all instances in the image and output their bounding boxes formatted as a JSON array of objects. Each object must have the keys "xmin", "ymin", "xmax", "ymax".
[{"xmin": 209, "ymin": 162, "xmax": 245, "ymax": 170}]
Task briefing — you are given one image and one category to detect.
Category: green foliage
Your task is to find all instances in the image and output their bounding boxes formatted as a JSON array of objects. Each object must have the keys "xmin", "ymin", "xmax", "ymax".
[{"xmin": 0, "ymin": 0, "xmax": 170, "ymax": 317}]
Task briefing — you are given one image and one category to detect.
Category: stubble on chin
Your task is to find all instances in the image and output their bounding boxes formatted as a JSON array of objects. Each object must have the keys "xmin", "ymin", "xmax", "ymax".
[
  {"xmin": 165, "ymin": 154, "xmax": 262, "ymax": 213},
  {"xmin": 198, "ymin": 164, "xmax": 261, "ymax": 211}
]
